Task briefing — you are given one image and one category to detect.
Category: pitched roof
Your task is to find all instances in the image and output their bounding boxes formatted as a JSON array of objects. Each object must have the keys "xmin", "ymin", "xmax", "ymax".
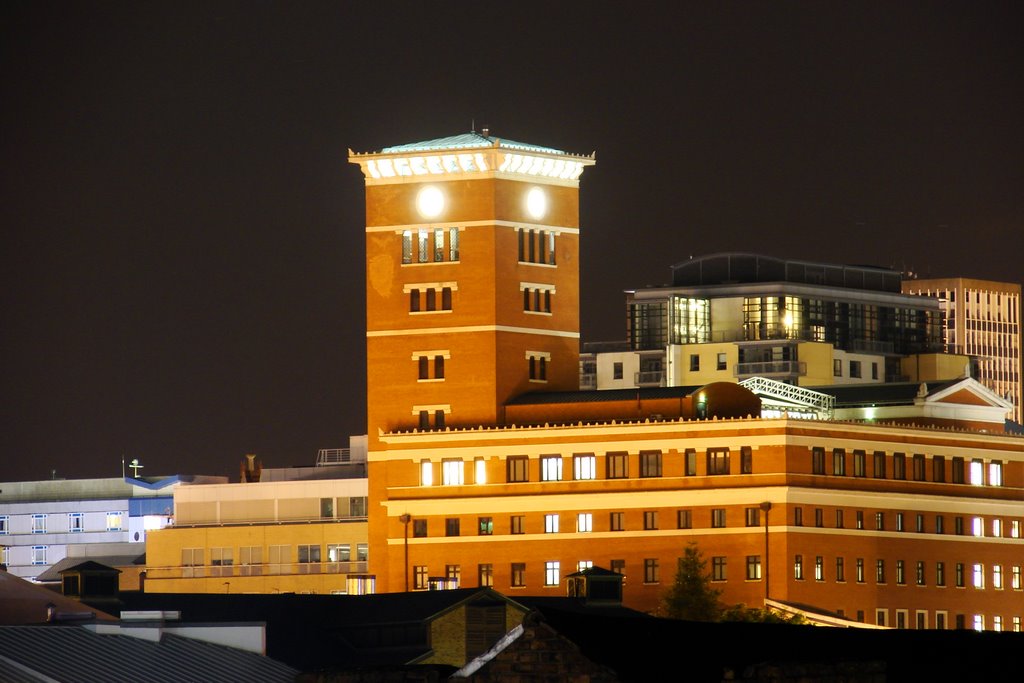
[
  {"xmin": 36, "ymin": 555, "xmax": 144, "ymax": 583},
  {"xmin": 0, "ymin": 625, "xmax": 297, "ymax": 683},
  {"xmin": 380, "ymin": 132, "xmax": 565, "ymax": 155},
  {"xmin": 0, "ymin": 570, "xmax": 116, "ymax": 625}
]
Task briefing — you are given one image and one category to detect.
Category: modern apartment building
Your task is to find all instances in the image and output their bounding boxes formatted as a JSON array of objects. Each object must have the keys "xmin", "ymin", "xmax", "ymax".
[
  {"xmin": 902, "ymin": 277, "xmax": 1022, "ymax": 425},
  {"xmin": 0, "ymin": 474, "xmax": 224, "ymax": 581},
  {"xmin": 580, "ymin": 252, "xmax": 964, "ymax": 393},
  {"xmin": 143, "ymin": 446, "xmax": 369, "ymax": 594},
  {"xmin": 347, "ymin": 132, "xmax": 1024, "ymax": 630}
]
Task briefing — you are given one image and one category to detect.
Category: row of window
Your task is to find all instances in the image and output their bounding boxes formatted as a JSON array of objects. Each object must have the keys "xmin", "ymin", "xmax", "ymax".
[
  {"xmin": 789, "ymin": 555, "xmax": 1023, "ymax": 592},
  {"xmin": 401, "ymin": 228, "xmax": 460, "ymax": 265},
  {"xmin": 810, "ymin": 447, "xmax": 1004, "ymax": 486},
  {"xmin": 3, "ymin": 545, "xmax": 49, "ymax": 565},
  {"xmin": 833, "ymin": 359, "xmax": 880, "ymax": 379},
  {"xmin": 412, "ymin": 558, "xmax": 646, "ymax": 591},
  {"xmin": 420, "ymin": 448, "xmax": 756, "ymax": 486},
  {"xmin": 518, "ymin": 228, "xmax": 556, "ymax": 265},
  {"xmin": 408, "ymin": 286, "xmax": 453, "ymax": 313},
  {"xmin": 0, "ymin": 512, "xmax": 124, "ymax": 535},
  {"xmin": 179, "ymin": 543, "xmax": 369, "ymax": 577},
  {"xmin": 794, "ymin": 506, "xmax": 1022, "ymax": 539},
  {"xmin": 872, "ymin": 608, "xmax": 1021, "ymax": 632}
]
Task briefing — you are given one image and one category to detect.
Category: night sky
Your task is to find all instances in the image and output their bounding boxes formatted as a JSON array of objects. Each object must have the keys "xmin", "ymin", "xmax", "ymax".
[{"xmin": 2, "ymin": 2, "xmax": 1021, "ymax": 482}]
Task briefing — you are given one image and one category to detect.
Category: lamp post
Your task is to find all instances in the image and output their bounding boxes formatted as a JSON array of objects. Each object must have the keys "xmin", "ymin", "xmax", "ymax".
[
  {"xmin": 759, "ymin": 501, "xmax": 773, "ymax": 604},
  {"xmin": 399, "ymin": 513, "xmax": 411, "ymax": 592}
]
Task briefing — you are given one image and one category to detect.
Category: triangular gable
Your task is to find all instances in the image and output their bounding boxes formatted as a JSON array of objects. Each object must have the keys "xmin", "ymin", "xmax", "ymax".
[{"xmin": 925, "ymin": 377, "xmax": 1013, "ymax": 410}]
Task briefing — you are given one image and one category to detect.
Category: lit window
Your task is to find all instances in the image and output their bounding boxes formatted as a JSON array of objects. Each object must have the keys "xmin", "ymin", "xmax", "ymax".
[
  {"xmin": 974, "ymin": 614, "xmax": 984, "ymax": 632},
  {"xmin": 972, "ymin": 517, "xmax": 984, "ymax": 537},
  {"xmin": 1012, "ymin": 566, "xmax": 1021, "ymax": 590},
  {"xmin": 814, "ymin": 556, "xmax": 824, "ymax": 581},
  {"xmin": 106, "ymin": 511, "xmax": 125, "ymax": 531},
  {"xmin": 1011, "ymin": 521, "xmax": 1020, "ymax": 538},
  {"xmin": 794, "ymin": 555, "xmax": 804, "ymax": 580},
  {"xmin": 442, "ymin": 459, "xmax": 465, "ymax": 486},
  {"xmin": 478, "ymin": 563, "xmax": 493, "ymax": 587},
  {"xmin": 544, "ymin": 561, "xmax": 560, "ymax": 586},
  {"xmin": 711, "ymin": 508, "xmax": 726, "ymax": 528},
  {"xmin": 994, "ymin": 616, "xmax": 1003, "ymax": 632},
  {"xmin": 707, "ymin": 448, "xmax": 730, "ymax": 475},
  {"xmin": 856, "ymin": 558, "xmax": 865, "ymax": 583},
  {"xmin": 420, "ymin": 460, "xmax": 433, "ymax": 486},
  {"xmin": 573, "ymin": 453, "xmax": 596, "ymax": 480},
  {"xmin": 746, "ymin": 556, "xmax": 762, "ymax": 580},
  {"xmin": 478, "ymin": 517, "xmax": 493, "ymax": 536},
  {"xmin": 413, "ymin": 565, "xmax": 429, "ymax": 590},
  {"xmin": 346, "ymin": 575, "xmax": 375, "ymax": 595},
  {"xmin": 989, "ymin": 461, "xmax": 1003, "ymax": 486},
  {"xmin": 993, "ymin": 519, "xmax": 1003, "ymax": 537},
  {"xmin": 544, "ymin": 514, "xmax": 559, "ymax": 533},
  {"xmin": 540, "ymin": 455, "xmax": 562, "ymax": 481},
  {"xmin": 993, "ymin": 565, "xmax": 1003, "ymax": 590},
  {"xmin": 474, "ymin": 458, "xmax": 486, "ymax": 484},
  {"xmin": 643, "ymin": 511, "xmax": 658, "ymax": 530},
  {"xmin": 31, "ymin": 546, "xmax": 47, "ymax": 565},
  {"xmin": 970, "ymin": 459, "xmax": 985, "ymax": 485},
  {"xmin": 973, "ymin": 563, "xmax": 985, "ymax": 589},
  {"xmin": 745, "ymin": 507, "xmax": 760, "ymax": 527},
  {"xmin": 511, "ymin": 563, "xmax": 526, "ymax": 587},
  {"xmin": 577, "ymin": 560, "xmax": 593, "ymax": 572},
  {"xmin": 712, "ymin": 556, "xmax": 727, "ymax": 581},
  {"xmin": 576, "ymin": 513, "xmax": 593, "ymax": 533},
  {"xmin": 31, "ymin": 514, "xmax": 46, "ymax": 534},
  {"xmin": 356, "ymin": 543, "xmax": 368, "ymax": 562}
]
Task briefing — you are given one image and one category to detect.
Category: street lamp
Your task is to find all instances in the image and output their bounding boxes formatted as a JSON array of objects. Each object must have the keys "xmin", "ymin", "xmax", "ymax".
[
  {"xmin": 399, "ymin": 513, "xmax": 411, "ymax": 592},
  {"xmin": 759, "ymin": 501, "xmax": 773, "ymax": 604}
]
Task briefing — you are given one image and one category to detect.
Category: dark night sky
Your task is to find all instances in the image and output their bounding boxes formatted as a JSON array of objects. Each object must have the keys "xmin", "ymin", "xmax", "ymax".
[{"xmin": 2, "ymin": 2, "xmax": 1021, "ymax": 482}]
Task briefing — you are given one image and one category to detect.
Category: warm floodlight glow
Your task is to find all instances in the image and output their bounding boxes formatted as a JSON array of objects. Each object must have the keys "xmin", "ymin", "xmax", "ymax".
[
  {"xmin": 416, "ymin": 186, "xmax": 444, "ymax": 218},
  {"xmin": 526, "ymin": 187, "xmax": 547, "ymax": 219}
]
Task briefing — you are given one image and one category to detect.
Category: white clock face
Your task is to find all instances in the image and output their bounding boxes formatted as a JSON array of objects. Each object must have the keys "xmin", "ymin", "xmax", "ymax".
[
  {"xmin": 416, "ymin": 185, "xmax": 445, "ymax": 219},
  {"xmin": 526, "ymin": 186, "xmax": 547, "ymax": 220}
]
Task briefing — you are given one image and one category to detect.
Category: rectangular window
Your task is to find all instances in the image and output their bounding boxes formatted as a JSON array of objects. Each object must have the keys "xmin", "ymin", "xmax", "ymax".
[
  {"xmin": 916, "ymin": 561, "xmax": 926, "ymax": 586},
  {"xmin": 449, "ymin": 227, "xmax": 459, "ymax": 261},
  {"xmin": 544, "ymin": 561, "xmax": 560, "ymax": 586},
  {"xmin": 1011, "ymin": 566, "xmax": 1021, "ymax": 590},
  {"xmin": 356, "ymin": 543, "xmax": 368, "ymax": 562},
  {"xmin": 576, "ymin": 513, "xmax": 593, "ymax": 533},
  {"xmin": 913, "ymin": 454, "xmax": 926, "ymax": 481},
  {"xmin": 210, "ymin": 547, "xmax": 234, "ymax": 579},
  {"xmin": 794, "ymin": 555, "xmax": 804, "ymax": 580},
  {"xmin": 640, "ymin": 450, "xmax": 663, "ymax": 477},
  {"xmin": 717, "ymin": 352, "xmax": 727, "ymax": 371},
  {"xmin": 442, "ymin": 459, "xmax": 465, "ymax": 485},
  {"xmin": 711, "ymin": 508, "xmax": 726, "ymax": 528},
  {"xmin": 413, "ymin": 519, "xmax": 427, "ymax": 537},
  {"xmin": 815, "ymin": 508, "xmax": 823, "ymax": 527},
  {"xmin": 897, "ymin": 512, "xmax": 905, "ymax": 532},
  {"xmin": 989, "ymin": 461, "xmax": 1003, "ymax": 486},
  {"xmin": 937, "ymin": 562, "xmax": 946, "ymax": 586},
  {"xmin": 934, "ymin": 514, "xmax": 944, "ymax": 534},
  {"xmin": 445, "ymin": 518, "xmax": 460, "ymax": 537},
  {"xmin": 610, "ymin": 559, "xmax": 625, "ymax": 575},
  {"xmin": 507, "ymin": 456, "xmax": 529, "ymax": 483},
  {"xmin": 677, "ymin": 509, "xmax": 692, "ymax": 529},
  {"xmin": 856, "ymin": 558, "xmax": 865, "ymax": 583},
  {"xmin": 182, "ymin": 548, "xmax": 205, "ymax": 578},
  {"xmin": 746, "ymin": 555, "xmax": 762, "ymax": 580},
  {"xmin": 410, "ymin": 288, "xmax": 420, "ymax": 312},
  {"xmin": 952, "ymin": 457, "xmax": 965, "ymax": 484},
  {"xmin": 420, "ymin": 459, "xmax": 433, "ymax": 486},
  {"xmin": 239, "ymin": 546, "xmax": 263, "ymax": 576},
  {"xmin": 478, "ymin": 563, "xmax": 493, "ymax": 587},
  {"xmin": 876, "ymin": 609, "xmax": 887, "ymax": 627},
  {"xmin": 544, "ymin": 514, "xmax": 559, "ymax": 533},
  {"xmin": 812, "ymin": 447, "xmax": 825, "ymax": 475},
  {"xmin": 832, "ymin": 448, "xmax": 846, "ymax": 476},
  {"xmin": 956, "ymin": 562, "xmax": 965, "ymax": 587},
  {"xmin": 433, "ymin": 228, "xmax": 444, "ymax": 262},
  {"xmin": 298, "ymin": 544, "xmax": 321, "ymax": 564},
  {"xmin": 745, "ymin": 507, "xmax": 760, "ymax": 527},
  {"xmin": 876, "ymin": 559, "xmax": 886, "ymax": 584},
  {"xmin": 712, "ymin": 556, "xmax": 727, "ymax": 581},
  {"xmin": 402, "ymin": 230, "xmax": 412, "ymax": 264},
  {"xmin": 873, "ymin": 451, "xmax": 886, "ymax": 478},
  {"xmin": 853, "ymin": 450, "xmax": 866, "ymax": 477},
  {"xmin": 970, "ymin": 459, "xmax": 985, "ymax": 485},
  {"xmin": 474, "ymin": 457, "xmax": 486, "ymax": 484},
  {"xmin": 606, "ymin": 451, "xmax": 628, "ymax": 479},
  {"xmin": 414, "ymin": 565, "xmax": 429, "ymax": 590},
  {"xmin": 326, "ymin": 543, "xmax": 348, "ymax": 563},
  {"xmin": 613, "ymin": 362, "xmax": 623, "ymax": 380},
  {"xmin": 973, "ymin": 563, "xmax": 984, "ymax": 589},
  {"xmin": 511, "ymin": 562, "xmax": 526, "ymax": 588},
  {"xmin": 610, "ymin": 511, "xmax": 624, "ymax": 531},
  {"xmin": 914, "ymin": 513, "xmax": 924, "ymax": 533},
  {"xmin": 993, "ymin": 565, "xmax": 1003, "ymax": 590},
  {"xmin": 417, "ymin": 229, "xmax": 428, "ymax": 263},
  {"xmin": 849, "ymin": 360, "xmax": 861, "ymax": 378},
  {"xmin": 31, "ymin": 514, "xmax": 46, "ymax": 534},
  {"xmin": 445, "ymin": 564, "xmax": 461, "ymax": 588},
  {"xmin": 972, "ymin": 516, "xmax": 984, "ymax": 537},
  {"xmin": 510, "ymin": 515, "xmax": 525, "ymax": 535},
  {"xmin": 833, "ymin": 359, "xmax": 842, "ymax": 377},
  {"xmin": 0, "ymin": 516, "xmax": 7, "ymax": 534},
  {"xmin": 836, "ymin": 509, "xmax": 844, "ymax": 528},
  {"xmin": 875, "ymin": 512, "xmax": 885, "ymax": 531},
  {"xmin": 643, "ymin": 511, "xmax": 658, "ymax": 530},
  {"xmin": 685, "ymin": 449, "xmax": 697, "ymax": 476},
  {"xmin": 893, "ymin": 453, "xmax": 906, "ymax": 480},
  {"xmin": 573, "ymin": 453, "xmax": 596, "ymax": 480},
  {"xmin": 690, "ymin": 354, "xmax": 700, "ymax": 371},
  {"xmin": 540, "ymin": 455, "xmax": 562, "ymax": 481},
  {"xmin": 68, "ymin": 512, "xmax": 84, "ymax": 533},
  {"xmin": 836, "ymin": 557, "xmax": 845, "ymax": 582},
  {"xmin": 706, "ymin": 448, "xmax": 730, "ymax": 475},
  {"xmin": 740, "ymin": 446, "xmax": 752, "ymax": 474},
  {"xmin": 933, "ymin": 455, "xmax": 946, "ymax": 482},
  {"xmin": 871, "ymin": 362, "xmax": 879, "ymax": 380},
  {"xmin": 478, "ymin": 517, "xmax": 493, "ymax": 535},
  {"xmin": 896, "ymin": 560, "xmax": 905, "ymax": 585},
  {"xmin": 856, "ymin": 510, "xmax": 864, "ymax": 529},
  {"xmin": 794, "ymin": 507, "xmax": 803, "ymax": 526},
  {"xmin": 955, "ymin": 516, "xmax": 964, "ymax": 535},
  {"xmin": 814, "ymin": 556, "xmax": 824, "ymax": 581},
  {"xmin": 644, "ymin": 558, "xmax": 660, "ymax": 584},
  {"xmin": 31, "ymin": 546, "xmax": 47, "ymax": 566},
  {"xmin": 1012, "ymin": 520, "xmax": 1020, "ymax": 539}
]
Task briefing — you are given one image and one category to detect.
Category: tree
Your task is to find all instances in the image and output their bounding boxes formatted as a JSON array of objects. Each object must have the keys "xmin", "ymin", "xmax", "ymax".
[{"xmin": 662, "ymin": 542, "xmax": 722, "ymax": 621}]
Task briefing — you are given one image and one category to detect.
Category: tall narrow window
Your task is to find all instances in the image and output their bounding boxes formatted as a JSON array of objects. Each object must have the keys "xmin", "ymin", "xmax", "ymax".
[
  {"xmin": 573, "ymin": 453, "xmax": 596, "ymax": 480},
  {"xmin": 606, "ymin": 451, "xmax": 628, "ymax": 479},
  {"xmin": 544, "ymin": 561, "xmax": 560, "ymax": 586},
  {"xmin": 449, "ymin": 227, "xmax": 459, "ymax": 261},
  {"xmin": 640, "ymin": 450, "xmax": 662, "ymax": 477},
  {"xmin": 740, "ymin": 446, "xmax": 752, "ymax": 474},
  {"xmin": 853, "ymin": 450, "xmax": 866, "ymax": 477},
  {"xmin": 417, "ymin": 229, "xmax": 429, "ymax": 263},
  {"xmin": 706, "ymin": 448, "xmax": 729, "ymax": 475},
  {"xmin": 433, "ymin": 228, "xmax": 444, "ymax": 262},
  {"xmin": 812, "ymin": 447, "xmax": 825, "ymax": 475},
  {"xmin": 933, "ymin": 455, "xmax": 946, "ymax": 482},
  {"xmin": 507, "ymin": 456, "xmax": 529, "ymax": 483},
  {"xmin": 402, "ymin": 230, "xmax": 413, "ymax": 264},
  {"xmin": 873, "ymin": 451, "xmax": 886, "ymax": 478},
  {"xmin": 540, "ymin": 455, "xmax": 562, "ymax": 481},
  {"xmin": 893, "ymin": 453, "xmax": 906, "ymax": 480},
  {"xmin": 913, "ymin": 454, "xmax": 926, "ymax": 481},
  {"xmin": 832, "ymin": 448, "xmax": 846, "ymax": 476},
  {"xmin": 685, "ymin": 449, "xmax": 697, "ymax": 476}
]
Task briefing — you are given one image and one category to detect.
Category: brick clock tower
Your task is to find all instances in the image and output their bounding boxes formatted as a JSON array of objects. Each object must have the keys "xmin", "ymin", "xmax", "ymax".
[{"xmin": 349, "ymin": 132, "xmax": 595, "ymax": 446}]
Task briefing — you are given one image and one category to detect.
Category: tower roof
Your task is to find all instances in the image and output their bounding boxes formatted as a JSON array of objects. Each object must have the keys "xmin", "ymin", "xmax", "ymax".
[{"xmin": 380, "ymin": 131, "xmax": 565, "ymax": 155}]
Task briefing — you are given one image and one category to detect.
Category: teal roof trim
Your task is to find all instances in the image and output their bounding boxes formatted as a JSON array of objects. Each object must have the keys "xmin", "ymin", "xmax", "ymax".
[{"xmin": 381, "ymin": 132, "xmax": 564, "ymax": 155}]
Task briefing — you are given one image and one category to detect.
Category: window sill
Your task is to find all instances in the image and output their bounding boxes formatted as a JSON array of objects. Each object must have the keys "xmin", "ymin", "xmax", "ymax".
[
  {"xmin": 528, "ymin": 379, "xmax": 547, "ymax": 384},
  {"xmin": 524, "ymin": 310, "xmax": 553, "ymax": 316},
  {"xmin": 402, "ymin": 261, "xmax": 459, "ymax": 267},
  {"xmin": 518, "ymin": 261, "xmax": 557, "ymax": 268},
  {"xmin": 410, "ymin": 310, "xmax": 453, "ymax": 315},
  {"xmin": 417, "ymin": 378, "xmax": 445, "ymax": 383}
]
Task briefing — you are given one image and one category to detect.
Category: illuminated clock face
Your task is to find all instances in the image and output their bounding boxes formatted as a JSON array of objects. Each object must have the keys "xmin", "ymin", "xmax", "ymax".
[
  {"xmin": 416, "ymin": 185, "xmax": 444, "ymax": 219},
  {"xmin": 525, "ymin": 186, "xmax": 547, "ymax": 220}
]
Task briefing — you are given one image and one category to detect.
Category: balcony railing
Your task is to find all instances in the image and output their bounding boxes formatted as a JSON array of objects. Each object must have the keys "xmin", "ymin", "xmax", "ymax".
[
  {"xmin": 146, "ymin": 560, "xmax": 369, "ymax": 580},
  {"xmin": 634, "ymin": 370, "xmax": 665, "ymax": 386},
  {"xmin": 735, "ymin": 361, "xmax": 807, "ymax": 377}
]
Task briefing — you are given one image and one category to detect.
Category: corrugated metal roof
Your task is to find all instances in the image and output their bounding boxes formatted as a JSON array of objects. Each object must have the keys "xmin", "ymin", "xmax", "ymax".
[
  {"xmin": 0, "ymin": 626, "xmax": 297, "ymax": 683},
  {"xmin": 380, "ymin": 132, "xmax": 564, "ymax": 154}
]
